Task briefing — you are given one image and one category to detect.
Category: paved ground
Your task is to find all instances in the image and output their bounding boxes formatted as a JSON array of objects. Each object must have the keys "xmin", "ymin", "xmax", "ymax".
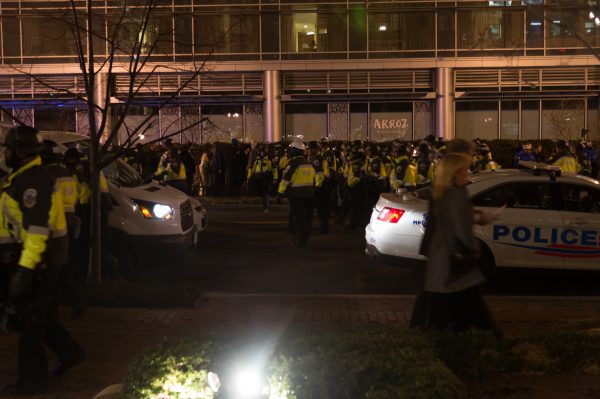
[{"xmin": 1, "ymin": 294, "xmax": 600, "ymax": 399}]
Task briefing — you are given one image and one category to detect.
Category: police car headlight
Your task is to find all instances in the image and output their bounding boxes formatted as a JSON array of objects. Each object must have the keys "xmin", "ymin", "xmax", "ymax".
[{"xmin": 132, "ymin": 199, "xmax": 174, "ymax": 220}]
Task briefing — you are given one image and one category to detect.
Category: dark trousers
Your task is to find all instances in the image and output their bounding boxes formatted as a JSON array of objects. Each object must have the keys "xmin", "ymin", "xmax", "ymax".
[
  {"xmin": 312, "ymin": 186, "xmax": 331, "ymax": 233},
  {"xmin": 348, "ymin": 181, "xmax": 368, "ymax": 229},
  {"xmin": 409, "ymin": 286, "xmax": 498, "ymax": 334},
  {"xmin": 289, "ymin": 197, "xmax": 314, "ymax": 245},
  {"xmin": 255, "ymin": 176, "xmax": 271, "ymax": 210},
  {"xmin": 18, "ymin": 265, "xmax": 82, "ymax": 385}
]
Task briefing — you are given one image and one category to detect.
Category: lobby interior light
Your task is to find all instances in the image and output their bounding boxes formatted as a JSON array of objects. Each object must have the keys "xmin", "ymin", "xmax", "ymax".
[
  {"xmin": 590, "ymin": 11, "xmax": 596, "ymax": 19},
  {"xmin": 378, "ymin": 24, "xmax": 387, "ymax": 31},
  {"xmin": 306, "ymin": 31, "xmax": 315, "ymax": 35},
  {"xmin": 530, "ymin": 21, "xmax": 542, "ymax": 26}
]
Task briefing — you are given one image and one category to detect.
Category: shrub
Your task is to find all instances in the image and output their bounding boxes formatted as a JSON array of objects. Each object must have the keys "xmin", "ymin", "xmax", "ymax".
[{"xmin": 122, "ymin": 339, "xmax": 216, "ymax": 399}]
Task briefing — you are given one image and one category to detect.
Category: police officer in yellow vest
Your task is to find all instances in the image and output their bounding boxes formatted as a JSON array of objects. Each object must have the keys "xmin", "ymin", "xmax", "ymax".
[
  {"xmin": 41, "ymin": 142, "xmax": 87, "ymax": 319},
  {"xmin": 552, "ymin": 140, "xmax": 582, "ymax": 173},
  {"xmin": 155, "ymin": 146, "xmax": 187, "ymax": 193},
  {"xmin": 0, "ymin": 126, "xmax": 83, "ymax": 396},
  {"xmin": 308, "ymin": 141, "xmax": 331, "ymax": 234},
  {"xmin": 278, "ymin": 140, "xmax": 316, "ymax": 247},
  {"xmin": 247, "ymin": 144, "xmax": 274, "ymax": 212}
]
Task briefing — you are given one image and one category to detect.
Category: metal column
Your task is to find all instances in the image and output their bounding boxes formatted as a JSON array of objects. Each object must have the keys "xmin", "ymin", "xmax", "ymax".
[
  {"xmin": 435, "ymin": 67, "xmax": 455, "ymax": 140},
  {"xmin": 263, "ymin": 70, "xmax": 282, "ymax": 143}
]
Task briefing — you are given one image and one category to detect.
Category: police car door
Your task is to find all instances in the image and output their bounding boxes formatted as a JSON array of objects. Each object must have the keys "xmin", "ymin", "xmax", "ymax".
[
  {"xmin": 557, "ymin": 183, "xmax": 600, "ymax": 270},
  {"xmin": 472, "ymin": 181, "xmax": 564, "ymax": 269}
]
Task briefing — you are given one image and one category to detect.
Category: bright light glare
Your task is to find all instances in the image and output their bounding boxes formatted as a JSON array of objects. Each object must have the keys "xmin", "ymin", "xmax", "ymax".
[
  {"xmin": 530, "ymin": 21, "xmax": 542, "ymax": 26},
  {"xmin": 207, "ymin": 372, "xmax": 221, "ymax": 393},
  {"xmin": 233, "ymin": 367, "xmax": 263, "ymax": 398},
  {"xmin": 591, "ymin": 11, "xmax": 596, "ymax": 19},
  {"xmin": 378, "ymin": 24, "xmax": 387, "ymax": 31},
  {"xmin": 153, "ymin": 204, "xmax": 173, "ymax": 219},
  {"xmin": 595, "ymin": 17, "xmax": 600, "ymax": 26}
]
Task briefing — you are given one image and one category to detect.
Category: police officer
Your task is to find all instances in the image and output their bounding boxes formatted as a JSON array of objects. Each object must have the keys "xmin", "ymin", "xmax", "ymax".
[
  {"xmin": 514, "ymin": 143, "xmax": 536, "ymax": 168},
  {"xmin": 552, "ymin": 140, "xmax": 581, "ymax": 173},
  {"xmin": 0, "ymin": 126, "xmax": 83, "ymax": 396},
  {"xmin": 247, "ymin": 144, "xmax": 274, "ymax": 212},
  {"xmin": 472, "ymin": 144, "xmax": 498, "ymax": 172},
  {"xmin": 41, "ymin": 142, "xmax": 86, "ymax": 318},
  {"xmin": 390, "ymin": 143, "xmax": 417, "ymax": 192},
  {"xmin": 307, "ymin": 141, "xmax": 330, "ymax": 234},
  {"xmin": 345, "ymin": 147, "xmax": 368, "ymax": 230},
  {"xmin": 155, "ymin": 145, "xmax": 187, "ymax": 193},
  {"xmin": 278, "ymin": 141, "xmax": 315, "ymax": 247}
]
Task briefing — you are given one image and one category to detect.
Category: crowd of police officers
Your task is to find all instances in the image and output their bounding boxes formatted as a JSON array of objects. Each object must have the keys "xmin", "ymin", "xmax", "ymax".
[{"xmin": 0, "ymin": 126, "xmax": 98, "ymax": 396}]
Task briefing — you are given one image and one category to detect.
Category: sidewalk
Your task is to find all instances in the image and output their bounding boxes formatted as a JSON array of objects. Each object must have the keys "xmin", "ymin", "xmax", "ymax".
[{"xmin": 1, "ymin": 294, "xmax": 599, "ymax": 399}]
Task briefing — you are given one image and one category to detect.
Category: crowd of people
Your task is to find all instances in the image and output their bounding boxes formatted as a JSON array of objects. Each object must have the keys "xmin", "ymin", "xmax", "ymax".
[{"xmin": 126, "ymin": 135, "xmax": 599, "ymax": 238}]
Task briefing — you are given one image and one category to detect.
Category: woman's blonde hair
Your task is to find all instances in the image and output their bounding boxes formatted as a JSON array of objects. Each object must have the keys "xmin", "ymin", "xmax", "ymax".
[{"xmin": 432, "ymin": 152, "xmax": 472, "ymax": 201}]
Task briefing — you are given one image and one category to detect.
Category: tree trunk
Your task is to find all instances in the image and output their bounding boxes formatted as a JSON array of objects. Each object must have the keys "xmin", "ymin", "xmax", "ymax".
[{"xmin": 89, "ymin": 140, "xmax": 102, "ymax": 283}]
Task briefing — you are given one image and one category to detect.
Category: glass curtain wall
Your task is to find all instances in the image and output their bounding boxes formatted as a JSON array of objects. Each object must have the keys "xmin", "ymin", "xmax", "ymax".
[
  {"xmin": 456, "ymin": 98, "xmax": 597, "ymax": 140},
  {"xmin": 4, "ymin": 1, "xmax": 600, "ymax": 62}
]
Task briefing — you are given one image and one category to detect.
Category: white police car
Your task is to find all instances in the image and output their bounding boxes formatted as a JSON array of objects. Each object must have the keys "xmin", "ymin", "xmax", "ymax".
[{"xmin": 365, "ymin": 168, "xmax": 600, "ymax": 271}]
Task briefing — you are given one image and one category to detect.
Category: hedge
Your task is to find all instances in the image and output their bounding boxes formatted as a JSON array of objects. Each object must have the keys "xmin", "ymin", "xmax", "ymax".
[{"xmin": 121, "ymin": 327, "xmax": 600, "ymax": 399}]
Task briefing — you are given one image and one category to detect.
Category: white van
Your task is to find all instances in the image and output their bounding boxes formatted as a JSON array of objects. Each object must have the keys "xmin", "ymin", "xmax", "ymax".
[{"xmin": 1, "ymin": 129, "xmax": 207, "ymax": 274}]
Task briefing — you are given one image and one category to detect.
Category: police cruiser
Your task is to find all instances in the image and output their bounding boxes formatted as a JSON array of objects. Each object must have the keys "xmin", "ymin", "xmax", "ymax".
[{"xmin": 365, "ymin": 167, "xmax": 600, "ymax": 271}]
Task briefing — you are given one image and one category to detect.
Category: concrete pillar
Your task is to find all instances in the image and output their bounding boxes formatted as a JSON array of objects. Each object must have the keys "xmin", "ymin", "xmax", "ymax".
[
  {"xmin": 435, "ymin": 67, "xmax": 455, "ymax": 140},
  {"xmin": 263, "ymin": 70, "xmax": 282, "ymax": 142}
]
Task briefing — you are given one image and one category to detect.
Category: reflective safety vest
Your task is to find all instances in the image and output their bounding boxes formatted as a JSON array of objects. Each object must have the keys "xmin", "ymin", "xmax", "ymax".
[
  {"xmin": 78, "ymin": 169, "xmax": 109, "ymax": 206},
  {"xmin": 365, "ymin": 156, "xmax": 388, "ymax": 181},
  {"xmin": 278, "ymin": 155, "xmax": 289, "ymax": 172},
  {"xmin": 248, "ymin": 156, "xmax": 273, "ymax": 179},
  {"xmin": 553, "ymin": 155, "xmax": 581, "ymax": 173},
  {"xmin": 0, "ymin": 156, "xmax": 67, "ymax": 270},
  {"xmin": 47, "ymin": 163, "xmax": 78, "ymax": 214},
  {"xmin": 309, "ymin": 153, "xmax": 329, "ymax": 188},
  {"xmin": 278, "ymin": 156, "xmax": 315, "ymax": 198},
  {"xmin": 155, "ymin": 152, "xmax": 187, "ymax": 181},
  {"xmin": 347, "ymin": 158, "xmax": 364, "ymax": 188},
  {"xmin": 390, "ymin": 155, "xmax": 417, "ymax": 190}
]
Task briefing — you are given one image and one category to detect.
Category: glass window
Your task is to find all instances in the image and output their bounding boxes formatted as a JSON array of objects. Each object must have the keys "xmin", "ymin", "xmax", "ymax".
[
  {"xmin": 284, "ymin": 103, "xmax": 327, "ymax": 142},
  {"xmin": 542, "ymin": 99, "xmax": 585, "ymax": 140},
  {"xmin": 195, "ymin": 13, "xmax": 260, "ymax": 54},
  {"xmin": 22, "ymin": 17, "xmax": 79, "ymax": 56},
  {"xmin": 349, "ymin": 5, "xmax": 367, "ymax": 53},
  {"xmin": 175, "ymin": 15, "xmax": 193, "ymax": 54},
  {"xmin": 437, "ymin": 7, "xmax": 455, "ymax": 50},
  {"xmin": 35, "ymin": 108, "xmax": 76, "ymax": 131},
  {"xmin": 370, "ymin": 103, "xmax": 412, "ymax": 142},
  {"xmin": 2, "ymin": 17, "xmax": 20, "ymax": 57},
  {"xmin": 201, "ymin": 104, "xmax": 243, "ymax": 141},
  {"xmin": 525, "ymin": 6, "xmax": 544, "ymax": 49},
  {"xmin": 522, "ymin": 100, "xmax": 539, "ymax": 140},
  {"xmin": 473, "ymin": 182, "xmax": 555, "ymax": 210},
  {"xmin": 281, "ymin": 12, "xmax": 347, "ymax": 54},
  {"xmin": 455, "ymin": 101, "xmax": 498, "ymax": 140},
  {"xmin": 261, "ymin": 10, "xmax": 279, "ymax": 55},
  {"xmin": 500, "ymin": 101, "xmax": 519, "ymax": 139},
  {"xmin": 546, "ymin": 1, "xmax": 600, "ymax": 49},
  {"xmin": 350, "ymin": 103, "xmax": 367, "ymax": 141},
  {"xmin": 457, "ymin": 8, "xmax": 523, "ymax": 51},
  {"xmin": 560, "ymin": 184, "xmax": 600, "ymax": 214},
  {"xmin": 368, "ymin": 11, "xmax": 434, "ymax": 52}
]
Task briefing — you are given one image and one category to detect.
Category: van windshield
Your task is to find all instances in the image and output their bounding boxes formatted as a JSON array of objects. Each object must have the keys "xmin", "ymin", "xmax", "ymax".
[{"xmin": 103, "ymin": 159, "xmax": 146, "ymax": 188}]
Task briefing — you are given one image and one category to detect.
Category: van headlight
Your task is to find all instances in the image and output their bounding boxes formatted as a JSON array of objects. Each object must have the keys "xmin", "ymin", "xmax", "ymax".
[{"xmin": 132, "ymin": 199, "xmax": 174, "ymax": 220}]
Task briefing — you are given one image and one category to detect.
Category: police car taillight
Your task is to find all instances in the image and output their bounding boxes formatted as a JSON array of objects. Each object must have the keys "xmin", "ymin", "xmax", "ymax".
[{"xmin": 377, "ymin": 207, "xmax": 405, "ymax": 223}]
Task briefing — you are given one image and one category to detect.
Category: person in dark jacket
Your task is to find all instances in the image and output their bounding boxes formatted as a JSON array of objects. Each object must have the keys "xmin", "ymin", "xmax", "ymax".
[{"xmin": 410, "ymin": 153, "xmax": 500, "ymax": 335}]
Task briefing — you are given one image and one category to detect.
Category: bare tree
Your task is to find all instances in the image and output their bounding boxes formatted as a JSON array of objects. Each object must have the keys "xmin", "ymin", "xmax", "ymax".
[{"xmin": 543, "ymin": 99, "xmax": 586, "ymax": 141}]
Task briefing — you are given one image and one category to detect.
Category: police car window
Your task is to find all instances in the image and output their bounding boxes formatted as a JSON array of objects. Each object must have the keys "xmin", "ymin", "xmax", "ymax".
[
  {"xmin": 473, "ymin": 183, "xmax": 554, "ymax": 210},
  {"xmin": 560, "ymin": 184, "xmax": 600, "ymax": 214}
]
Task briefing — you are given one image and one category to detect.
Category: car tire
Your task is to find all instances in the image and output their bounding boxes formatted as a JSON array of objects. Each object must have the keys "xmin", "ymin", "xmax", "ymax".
[{"xmin": 478, "ymin": 241, "xmax": 496, "ymax": 280}]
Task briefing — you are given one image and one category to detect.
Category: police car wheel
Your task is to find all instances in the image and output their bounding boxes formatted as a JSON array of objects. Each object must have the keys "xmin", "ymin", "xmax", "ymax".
[{"xmin": 478, "ymin": 241, "xmax": 496, "ymax": 280}]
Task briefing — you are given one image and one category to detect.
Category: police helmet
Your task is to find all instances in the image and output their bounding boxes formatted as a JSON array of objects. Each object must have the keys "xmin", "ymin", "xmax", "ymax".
[
  {"xmin": 289, "ymin": 140, "xmax": 305, "ymax": 151},
  {"xmin": 4, "ymin": 126, "xmax": 43, "ymax": 156},
  {"xmin": 418, "ymin": 142, "xmax": 430, "ymax": 154},
  {"xmin": 308, "ymin": 141, "xmax": 319, "ymax": 150},
  {"xmin": 479, "ymin": 143, "xmax": 490, "ymax": 154}
]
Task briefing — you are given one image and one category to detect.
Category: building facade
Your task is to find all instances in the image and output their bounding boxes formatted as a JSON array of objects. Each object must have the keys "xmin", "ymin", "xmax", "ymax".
[{"xmin": 1, "ymin": 0, "xmax": 599, "ymax": 143}]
